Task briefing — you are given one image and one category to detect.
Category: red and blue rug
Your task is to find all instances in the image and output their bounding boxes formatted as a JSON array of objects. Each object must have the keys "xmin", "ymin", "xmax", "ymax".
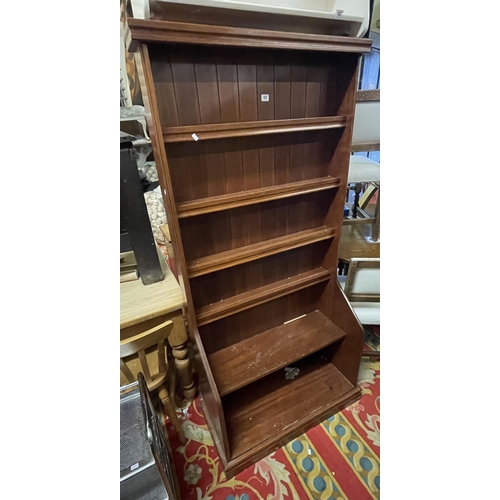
[{"xmin": 165, "ymin": 327, "xmax": 380, "ymax": 500}]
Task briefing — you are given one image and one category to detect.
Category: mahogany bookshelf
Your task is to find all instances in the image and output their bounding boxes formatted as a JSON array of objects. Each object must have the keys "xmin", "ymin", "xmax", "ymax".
[{"xmin": 127, "ymin": 16, "xmax": 371, "ymax": 477}]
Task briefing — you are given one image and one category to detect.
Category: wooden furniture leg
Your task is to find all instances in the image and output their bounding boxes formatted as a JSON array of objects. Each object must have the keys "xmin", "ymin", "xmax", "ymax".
[
  {"xmin": 170, "ymin": 340, "xmax": 196, "ymax": 401},
  {"xmin": 371, "ymin": 186, "xmax": 380, "ymax": 242},
  {"xmin": 359, "ymin": 182, "xmax": 378, "ymax": 210},
  {"xmin": 167, "ymin": 316, "xmax": 196, "ymax": 401},
  {"xmin": 158, "ymin": 385, "xmax": 186, "ymax": 444},
  {"xmin": 353, "ymin": 182, "xmax": 362, "ymax": 218},
  {"xmin": 362, "ymin": 351, "xmax": 380, "ymax": 360}
]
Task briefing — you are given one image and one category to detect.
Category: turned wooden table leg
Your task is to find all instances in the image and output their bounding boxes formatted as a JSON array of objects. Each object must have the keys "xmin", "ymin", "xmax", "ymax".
[
  {"xmin": 158, "ymin": 385, "xmax": 186, "ymax": 444},
  {"xmin": 168, "ymin": 316, "xmax": 197, "ymax": 401},
  {"xmin": 171, "ymin": 342, "xmax": 196, "ymax": 401}
]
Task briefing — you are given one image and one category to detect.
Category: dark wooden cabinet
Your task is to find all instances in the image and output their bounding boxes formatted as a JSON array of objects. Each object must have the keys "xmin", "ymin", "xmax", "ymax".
[{"xmin": 127, "ymin": 17, "xmax": 372, "ymax": 478}]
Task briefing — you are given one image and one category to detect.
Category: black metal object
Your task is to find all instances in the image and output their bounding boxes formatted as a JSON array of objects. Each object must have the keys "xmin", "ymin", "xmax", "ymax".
[
  {"xmin": 137, "ymin": 373, "xmax": 178, "ymax": 497},
  {"xmin": 121, "ymin": 137, "xmax": 164, "ymax": 285},
  {"xmin": 120, "ymin": 374, "xmax": 178, "ymax": 500}
]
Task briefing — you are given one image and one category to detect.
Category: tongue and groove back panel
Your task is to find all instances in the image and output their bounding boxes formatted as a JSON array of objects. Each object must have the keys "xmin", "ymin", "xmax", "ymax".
[
  {"xmin": 149, "ymin": 45, "xmax": 348, "ymax": 126},
  {"xmin": 128, "ymin": 18, "xmax": 372, "ymax": 477}
]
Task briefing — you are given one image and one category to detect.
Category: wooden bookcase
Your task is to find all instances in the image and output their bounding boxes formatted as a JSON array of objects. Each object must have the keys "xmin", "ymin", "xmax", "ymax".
[{"xmin": 127, "ymin": 18, "xmax": 372, "ymax": 477}]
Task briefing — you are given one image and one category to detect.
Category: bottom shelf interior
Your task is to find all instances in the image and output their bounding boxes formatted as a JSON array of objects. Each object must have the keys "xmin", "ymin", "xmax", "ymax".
[{"xmin": 222, "ymin": 347, "xmax": 355, "ymax": 460}]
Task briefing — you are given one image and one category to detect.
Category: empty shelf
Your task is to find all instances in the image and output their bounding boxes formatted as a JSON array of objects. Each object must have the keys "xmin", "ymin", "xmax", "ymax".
[
  {"xmin": 177, "ymin": 177, "xmax": 341, "ymax": 218},
  {"xmin": 196, "ymin": 267, "xmax": 331, "ymax": 326},
  {"xmin": 163, "ymin": 116, "xmax": 347, "ymax": 142},
  {"xmin": 208, "ymin": 310, "xmax": 346, "ymax": 396},
  {"xmin": 187, "ymin": 226, "xmax": 335, "ymax": 278},
  {"xmin": 223, "ymin": 352, "xmax": 356, "ymax": 461}
]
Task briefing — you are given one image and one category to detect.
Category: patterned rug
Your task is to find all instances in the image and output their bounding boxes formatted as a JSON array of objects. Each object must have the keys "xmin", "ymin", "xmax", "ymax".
[{"xmin": 164, "ymin": 328, "xmax": 380, "ymax": 500}]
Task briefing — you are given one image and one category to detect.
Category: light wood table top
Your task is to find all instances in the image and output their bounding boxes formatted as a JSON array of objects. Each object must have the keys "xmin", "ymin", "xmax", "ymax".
[
  {"xmin": 120, "ymin": 264, "xmax": 186, "ymax": 329},
  {"xmin": 338, "ymin": 223, "xmax": 380, "ymax": 261}
]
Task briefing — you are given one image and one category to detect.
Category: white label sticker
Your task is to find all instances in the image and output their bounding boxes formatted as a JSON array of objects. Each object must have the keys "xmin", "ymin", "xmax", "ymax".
[
  {"xmin": 335, "ymin": 9, "xmax": 344, "ymax": 17},
  {"xmin": 192, "ymin": 133, "xmax": 199, "ymax": 141},
  {"xmin": 131, "ymin": 463, "xmax": 139, "ymax": 471},
  {"xmin": 261, "ymin": 94, "xmax": 269, "ymax": 102}
]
